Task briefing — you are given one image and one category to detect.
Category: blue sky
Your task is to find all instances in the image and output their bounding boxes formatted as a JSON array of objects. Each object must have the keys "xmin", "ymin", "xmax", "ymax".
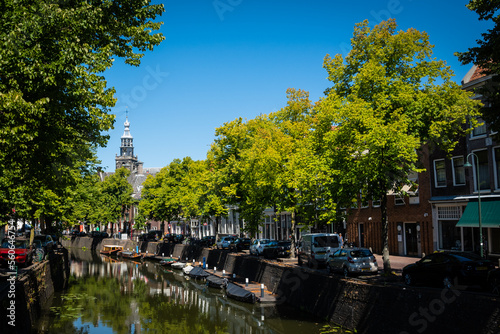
[{"xmin": 97, "ymin": 0, "xmax": 493, "ymax": 171}]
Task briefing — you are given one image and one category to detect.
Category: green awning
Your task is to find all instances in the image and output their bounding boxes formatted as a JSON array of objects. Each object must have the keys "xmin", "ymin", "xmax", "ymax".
[{"xmin": 456, "ymin": 199, "xmax": 500, "ymax": 228}]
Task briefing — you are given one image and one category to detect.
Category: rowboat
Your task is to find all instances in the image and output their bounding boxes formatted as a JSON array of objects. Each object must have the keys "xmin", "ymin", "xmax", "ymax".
[
  {"xmin": 159, "ymin": 257, "xmax": 177, "ymax": 266},
  {"xmin": 118, "ymin": 250, "xmax": 143, "ymax": 260},
  {"xmin": 182, "ymin": 265, "xmax": 194, "ymax": 275},
  {"xmin": 171, "ymin": 262, "xmax": 186, "ymax": 269},
  {"xmin": 100, "ymin": 245, "xmax": 123, "ymax": 255}
]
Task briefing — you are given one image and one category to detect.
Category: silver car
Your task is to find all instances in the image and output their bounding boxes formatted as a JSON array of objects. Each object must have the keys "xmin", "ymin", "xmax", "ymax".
[
  {"xmin": 327, "ymin": 248, "xmax": 378, "ymax": 277},
  {"xmin": 249, "ymin": 239, "xmax": 270, "ymax": 256}
]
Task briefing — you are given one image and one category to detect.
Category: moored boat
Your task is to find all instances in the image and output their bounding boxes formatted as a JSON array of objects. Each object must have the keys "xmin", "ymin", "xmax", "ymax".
[
  {"xmin": 100, "ymin": 245, "xmax": 123, "ymax": 255},
  {"xmin": 118, "ymin": 250, "xmax": 143, "ymax": 260},
  {"xmin": 171, "ymin": 262, "xmax": 186, "ymax": 269},
  {"xmin": 225, "ymin": 282, "xmax": 257, "ymax": 304},
  {"xmin": 206, "ymin": 275, "xmax": 227, "ymax": 289},
  {"xmin": 159, "ymin": 257, "xmax": 177, "ymax": 266},
  {"xmin": 182, "ymin": 265, "xmax": 194, "ymax": 275},
  {"xmin": 188, "ymin": 267, "xmax": 210, "ymax": 279}
]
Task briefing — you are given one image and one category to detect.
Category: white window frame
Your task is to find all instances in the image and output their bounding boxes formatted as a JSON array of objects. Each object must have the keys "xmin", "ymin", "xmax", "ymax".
[
  {"xmin": 451, "ymin": 156, "xmax": 466, "ymax": 186},
  {"xmin": 471, "ymin": 149, "xmax": 490, "ymax": 192},
  {"xmin": 434, "ymin": 159, "xmax": 447, "ymax": 188}
]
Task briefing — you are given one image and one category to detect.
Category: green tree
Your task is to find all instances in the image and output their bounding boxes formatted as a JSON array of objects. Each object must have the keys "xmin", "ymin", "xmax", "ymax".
[
  {"xmin": 0, "ymin": 0, "xmax": 164, "ymax": 223},
  {"xmin": 320, "ymin": 19, "xmax": 481, "ymax": 272},
  {"xmin": 100, "ymin": 168, "xmax": 133, "ymax": 234},
  {"xmin": 456, "ymin": 0, "xmax": 500, "ymax": 138}
]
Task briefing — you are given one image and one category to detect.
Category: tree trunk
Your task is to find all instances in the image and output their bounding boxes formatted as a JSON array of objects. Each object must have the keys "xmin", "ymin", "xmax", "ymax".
[
  {"xmin": 380, "ymin": 192, "xmax": 392, "ymax": 273},
  {"xmin": 290, "ymin": 211, "xmax": 297, "ymax": 258}
]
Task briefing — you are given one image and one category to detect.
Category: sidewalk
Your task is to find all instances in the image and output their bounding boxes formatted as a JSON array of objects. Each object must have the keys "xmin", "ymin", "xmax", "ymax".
[{"xmin": 373, "ymin": 254, "xmax": 420, "ymax": 272}]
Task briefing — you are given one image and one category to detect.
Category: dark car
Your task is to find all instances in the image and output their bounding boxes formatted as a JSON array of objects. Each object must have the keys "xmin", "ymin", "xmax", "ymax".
[
  {"xmin": 33, "ymin": 235, "xmax": 55, "ymax": 253},
  {"xmin": 402, "ymin": 251, "xmax": 495, "ymax": 289},
  {"xmin": 99, "ymin": 232, "xmax": 109, "ymax": 238},
  {"xmin": 0, "ymin": 238, "xmax": 34, "ymax": 267},
  {"xmin": 487, "ymin": 268, "xmax": 500, "ymax": 295},
  {"xmin": 277, "ymin": 241, "xmax": 291, "ymax": 257},
  {"xmin": 229, "ymin": 238, "xmax": 251, "ymax": 252},
  {"xmin": 89, "ymin": 231, "xmax": 101, "ymax": 238},
  {"xmin": 262, "ymin": 240, "xmax": 280, "ymax": 259},
  {"xmin": 200, "ymin": 236, "xmax": 216, "ymax": 248},
  {"xmin": 139, "ymin": 230, "xmax": 163, "ymax": 242}
]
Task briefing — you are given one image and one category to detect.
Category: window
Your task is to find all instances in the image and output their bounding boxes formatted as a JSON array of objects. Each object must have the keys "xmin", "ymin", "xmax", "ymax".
[
  {"xmin": 472, "ymin": 150, "xmax": 490, "ymax": 191},
  {"xmin": 471, "ymin": 117, "xmax": 487, "ymax": 138},
  {"xmin": 434, "ymin": 159, "xmax": 446, "ymax": 187},
  {"xmin": 371, "ymin": 198, "xmax": 381, "ymax": 207},
  {"xmin": 394, "ymin": 194, "xmax": 405, "ymax": 205},
  {"xmin": 494, "ymin": 147, "xmax": 500, "ymax": 190},
  {"xmin": 452, "ymin": 156, "xmax": 465, "ymax": 186}
]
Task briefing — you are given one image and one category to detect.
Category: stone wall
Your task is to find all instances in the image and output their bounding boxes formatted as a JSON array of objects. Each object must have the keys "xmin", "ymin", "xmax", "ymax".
[
  {"xmin": 62, "ymin": 237, "xmax": 500, "ymax": 334},
  {"xmin": 0, "ymin": 248, "xmax": 70, "ymax": 334}
]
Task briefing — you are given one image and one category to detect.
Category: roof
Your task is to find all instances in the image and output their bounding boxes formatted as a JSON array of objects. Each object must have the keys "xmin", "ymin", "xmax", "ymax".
[{"xmin": 461, "ymin": 64, "xmax": 492, "ymax": 86}]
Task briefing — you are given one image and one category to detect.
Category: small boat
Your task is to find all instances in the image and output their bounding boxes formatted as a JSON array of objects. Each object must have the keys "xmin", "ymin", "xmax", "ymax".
[
  {"xmin": 119, "ymin": 250, "xmax": 143, "ymax": 260},
  {"xmin": 225, "ymin": 282, "xmax": 257, "ymax": 304},
  {"xmin": 188, "ymin": 267, "xmax": 211, "ymax": 279},
  {"xmin": 182, "ymin": 265, "xmax": 194, "ymax": 275},
  {"xmin": 171, "ymin": 262, "xmax": 186, "ymax": 269},
  {"xmin": 206, "ymin": 275, "xmax": 227, "ymax": 289},
  {"xmin": 159, "ymin": 257, "xmax": 177, "ymax": 266},
  {"xmin": 100, "ymin": 245, "xmax": 123, "ymax": 255}
]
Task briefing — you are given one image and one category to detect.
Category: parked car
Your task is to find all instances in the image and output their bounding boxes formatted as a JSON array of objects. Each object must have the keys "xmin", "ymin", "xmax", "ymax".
[
  {"xmin": 229, "ymin": 238, "xmax": 252, "ymax": 252},
  {"xmin": 139, "ymin": 230, "xmax": 163, "ymax": 242},
  {"xmin": 216, "ymin": 235, "xmax": 237, "ymax": 249},
  {"xmin": 0, "ymin": 238, "xmax": 34, "ymax": 267},
  {"xmin": 89, "ymin": 231, "xmax": 101, "ymax": 238},
  {"xmin": 297, "ymin": 233, "xmax": 341, "ymax": 267},
  {"xmin": 262, "ymin": 240, "xmax": 280, "ymax": 259},
  {"xmin": 487, "ymin": 267, "xmax": 500, "ymax": 295},
  {"xmin": 33, "ymin": 234, "xmax": 55, "ymax": 253},
  {"xmin": 99, "ymin": 232, "xmax": 109, "ymax": 238},
  {"xmin": 249, "ymin": 239, "xmax": 271, "ymax": 256},
  {"xmin": 402, "ymin": 251, "xmax": 495, "ymax": 288},
  {"xmin": 277, "ymin": 241, "xmax": 291, "ymax": 257},
  {"xmin": 327, "ymin": 248, "xmax": 378, "ymax": 277},
  {"xmin": 200, "ymin": 236, "xmax": 216, "ymax": 248}
]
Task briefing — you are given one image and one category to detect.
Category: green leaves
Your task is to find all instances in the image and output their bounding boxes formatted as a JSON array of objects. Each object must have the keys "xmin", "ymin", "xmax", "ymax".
[{"xmin": 0, "ymin": 0, "xmax": 164, "ymax": 222}]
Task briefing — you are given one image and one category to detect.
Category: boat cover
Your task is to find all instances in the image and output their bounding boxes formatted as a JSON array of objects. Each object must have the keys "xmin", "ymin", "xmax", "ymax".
[
  {"xmin": 206, "ymin": 275, "xmax": 227, "ymax": 289},
  {"xmin": 225, "ymin": 282, "xmax": 256, "ymax": 304},
  {"xmin": 188, "ymin": 267, "xmax": 210, "ymax": 279}
]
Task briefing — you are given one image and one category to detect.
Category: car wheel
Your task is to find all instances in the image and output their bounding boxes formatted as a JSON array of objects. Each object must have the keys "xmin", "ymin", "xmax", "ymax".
[
  {"xmin": 298, "ymin": 256, "xmax": 303, "ymax": 266},
  {"xmin": 327, "ymin": 264, "xmax": 333, "ymax": 274},
  {"xmin": 403, "ymin": 272, "xmax": 413, "ymax": 286},
  {"xmin": 443, "ymin": 276, "xmax": 454, "ymax": 289},
  {"xmin": 343, "ymin": 267, "xmax": 349, "ymax": 278}
]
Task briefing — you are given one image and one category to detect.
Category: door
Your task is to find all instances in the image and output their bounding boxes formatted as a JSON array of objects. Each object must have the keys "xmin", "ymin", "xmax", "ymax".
[
  {"xmin": 405, "ymin": 223, "xmax": 418, "ymax": 256},
  {"xmin": 358, "ymin": 223, "xmax": 365, "ymax": 248}
]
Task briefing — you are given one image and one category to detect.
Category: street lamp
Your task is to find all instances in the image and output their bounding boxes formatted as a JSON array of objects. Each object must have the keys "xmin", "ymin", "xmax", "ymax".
[{"xmin": 464, "ymin": 152, "xmax": 483, "ymax": 258}]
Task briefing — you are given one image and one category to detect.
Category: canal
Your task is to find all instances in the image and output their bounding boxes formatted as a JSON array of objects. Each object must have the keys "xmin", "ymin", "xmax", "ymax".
[{"xmin": 33, "ymin": 248, "xmax": 331, "ymax": 334}]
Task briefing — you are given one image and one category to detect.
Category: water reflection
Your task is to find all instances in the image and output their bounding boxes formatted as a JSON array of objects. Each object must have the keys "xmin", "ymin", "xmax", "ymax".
[{"xmin": 34, "ymin": 248, "xmax": 326, "ymax": 334}]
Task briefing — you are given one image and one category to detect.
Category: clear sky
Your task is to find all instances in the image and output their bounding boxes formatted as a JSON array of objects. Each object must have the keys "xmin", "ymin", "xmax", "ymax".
[{"xmin": 96, "ymin": 0, "xmax": 493, "ymax": 171}]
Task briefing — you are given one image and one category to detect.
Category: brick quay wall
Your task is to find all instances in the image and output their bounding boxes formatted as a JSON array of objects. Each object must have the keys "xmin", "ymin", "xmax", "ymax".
[
  {"xmin": 0, "ymin": 248, "xmax": 70, "ymax": 334},
  {"xmin": 62, "ymin": 237, "xmax": 500, "ymax": 334}
]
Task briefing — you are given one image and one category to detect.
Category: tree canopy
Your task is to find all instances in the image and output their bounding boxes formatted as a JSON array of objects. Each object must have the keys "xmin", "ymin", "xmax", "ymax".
[
  {"xmin": 318, "ymin": 19, "xmax": 481, "ymax": 271},
  {"xmin": 0, "ymin": 0, "xmax": 164, "ymax": 224}
]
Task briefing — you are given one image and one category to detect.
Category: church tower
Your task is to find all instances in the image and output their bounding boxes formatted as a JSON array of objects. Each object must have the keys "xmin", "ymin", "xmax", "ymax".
[{"xmin": 115, "ymin": 115, "xmax": 143, "ymax": 173}]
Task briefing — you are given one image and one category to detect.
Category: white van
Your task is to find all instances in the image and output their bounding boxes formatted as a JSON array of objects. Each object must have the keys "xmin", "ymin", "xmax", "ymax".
[{"xmin": 297, "ymin": 233, "xmax": 341, "ymax": 267}]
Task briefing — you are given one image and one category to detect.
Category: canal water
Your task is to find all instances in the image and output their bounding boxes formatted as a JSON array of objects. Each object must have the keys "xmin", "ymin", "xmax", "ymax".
[{"xmin": 33, "ymin": 248, "xmax": 331, "ymax": 334}]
